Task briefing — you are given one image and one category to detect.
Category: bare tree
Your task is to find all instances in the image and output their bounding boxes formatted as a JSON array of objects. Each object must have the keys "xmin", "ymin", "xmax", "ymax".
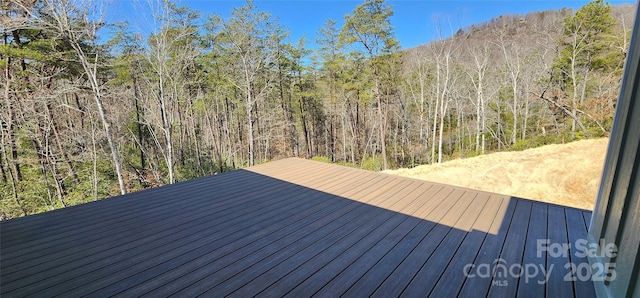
[
  {"xmin": 494, "ymin": 25, "xmax": 523, "ymax": 145},
  {"xmin": 19, "ymin": 0, "xmax": 127, "ymax": 194},
  {"xmin": 404, "ymin": 47, "xmax": 433, "ymax": 162},
  {"xmin": 137, "ymin": 0, "xmax": 199, "ymax": 183},
  {"xmin": 429, "ymin": 32, "xmax": 459, "ymax": 163},
  {"xmin": 467, "ymin": 42, "xmax": 490, "ymax": 154},
  {"xmin": 216, "ymin": 1, "xmax": 280, "ymax": 166}
]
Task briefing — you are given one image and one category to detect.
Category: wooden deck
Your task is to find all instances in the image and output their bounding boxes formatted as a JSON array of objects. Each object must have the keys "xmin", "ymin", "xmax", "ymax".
[{"xmin": 1, "ymin": 158, "xmax": 595, "ymax": 297}]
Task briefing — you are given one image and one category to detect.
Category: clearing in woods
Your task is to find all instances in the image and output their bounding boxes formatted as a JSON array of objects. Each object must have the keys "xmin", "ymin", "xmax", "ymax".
[{"xmin": 383, "ymin": 138, "xmax": 609, "ymax": 210}]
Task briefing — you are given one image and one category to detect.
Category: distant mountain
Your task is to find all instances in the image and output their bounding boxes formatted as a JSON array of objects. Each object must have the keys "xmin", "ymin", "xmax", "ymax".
[{"xmin": 397, "ymin": 2, "xmax": 634, "ymax": 163}]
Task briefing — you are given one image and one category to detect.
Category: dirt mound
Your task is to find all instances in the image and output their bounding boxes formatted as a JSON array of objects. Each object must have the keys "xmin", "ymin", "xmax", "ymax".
[{"xmin": 383, "ymin": 138, "xmax": 609, "ymax": 210}]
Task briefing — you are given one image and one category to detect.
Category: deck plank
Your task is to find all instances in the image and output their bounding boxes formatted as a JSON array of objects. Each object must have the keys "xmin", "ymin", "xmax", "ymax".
[
  {"xmin": 487, "ymin": 199, "xmax": 533, "ymax": 297},
  {"xmin": 371, "ymin": 188, "xmax": 466, "ymax": 297},
  {"xmin": 1, "ymin": 164, "xmax": 319, "ymax": 259},
  {"xmin": 2, "ymin": 166, "xmax": 344, "ymax": 290},
  {"xmin": 118, "ymin": 171, "xmax": 395, "ymax": 297},
  {"xmin": 10, "ymin": 190, "xmax": 318, "ymax": 296},
  {"xmin": 515, "ymin": 202, "xmax": 549, "ymax": 297},
  {"xmin": 2, "ymin": 168, "xmax": 315, "ymax": 280},
  {"xmin": 566, "ymin": 208, "xmax": 597, "ymax": 297},
  {"xmin": 89, "ymin": 191, "xmax": 351, "ymax": 297},
  {"xmin": 268, "ymin": 182, "xmax": 432, "ymax": 297},
  {"xmin": 218, "ymin": 181, "xmax": 428, "ymax": 297},
  {"xmin": 425, "ymin": 193, "xmax": 502, "ymax": 297},
  {"xmin": 545, "ymin": 205, "xmax": 575, "ymax": 298},
  {"xmin": 36, "ymin": 166, "xmax": 366, "ymax": 297},
  {"xmin": 250, "ymin": 186, "xmax": 443, "ymax": 297},
  {"xmin": 311, "ymin": 183, "xmax": 445, "ymax": 297},
  {"xmin": 458, "ymin": 196, "xmax": 518, "ymax": 297},
  {"xmin": 0, "ymin": 158, "xmax": 596, "ymax": 298},
  {"xmin": 330, "ymin": 183, "xmax": 441, "ymax": 297},
  {"xmin": 400, "ymin": 192, "xmax": 489, "ymax": 297}
]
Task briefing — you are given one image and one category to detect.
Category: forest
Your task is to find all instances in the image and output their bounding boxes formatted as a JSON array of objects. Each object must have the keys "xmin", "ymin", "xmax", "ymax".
[{"xmin": 0, "ymin": 0, "xmax": 634, "ymax": 219}]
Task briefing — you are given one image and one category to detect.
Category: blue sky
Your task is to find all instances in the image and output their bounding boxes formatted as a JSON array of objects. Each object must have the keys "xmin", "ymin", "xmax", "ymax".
[{"xmin": 106, "ymin": 0, "xmax": 636, "ymax": 50}]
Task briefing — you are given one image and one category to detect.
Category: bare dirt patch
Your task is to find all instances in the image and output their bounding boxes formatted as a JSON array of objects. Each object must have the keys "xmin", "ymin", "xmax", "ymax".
[{"xmin": 383, "ymin": 138, "xmax": 609, "ymax": 210}]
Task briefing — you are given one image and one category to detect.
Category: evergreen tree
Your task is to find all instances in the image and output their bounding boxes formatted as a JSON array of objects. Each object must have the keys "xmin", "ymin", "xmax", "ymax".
[
  {"xmin": 553, "ymin": 0, "xmax": 617, "ymax": 135},
  {"xmin": 340, "ymin": 0, "xmax": 401, "ymax": 170}
]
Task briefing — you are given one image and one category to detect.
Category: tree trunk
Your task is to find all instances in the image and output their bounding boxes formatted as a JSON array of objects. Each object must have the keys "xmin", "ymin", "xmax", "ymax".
[
  {"xmin": 299, "ymin": 96, "xmax": 311, "ymax": 157},
  {"xmin": 512, "ymin": 76, "xmax": 518, "ymax": 145},
  {"xmin": 0, "ymin": 149, "xmax": 7, "ymax": 184},
  {"xmin": 71, "ymin": 45, "xmax": 126, "ymax": 193},
  {"xmin": 158, "ymin": 80, "xmax": 174, "ymax": 184},
  {"xmin": 3, "ymin": 54, "xmax": 22, "ymax": 182},
  {"xmin": 431, "ymin": 83, "xmax": 439, "ymax": 164},
  {"xmin": 45, "ymin": 102, "xmax": 80, "ymax": 184},
  {"xmin": 0, "ymin": 128, "xmax": 25, "ymax": 216},
  {"xmin": 132, "ymin": 76, "xmax": 145, "ymax": 170},
  {"xmin": 570, "ymin": 46, "xmax": 579, "ymax": 136},
  {"xmin": 44, "ymin": 0, "xmax": 127, "ymax": 195},
  {"xmin": 91, "ymin": 122, "xmax": 99, "ymax": 201},
  {"xmin": 374, "ymin": 70, "xmax": 388, "ymax": 170},
  {"xmin": 94, "ymin": 91, "xmax": 127, "ymax": 194},
  {"xmin": 246, "ymin": 96, "xmax": 255, "ymax": 166}
]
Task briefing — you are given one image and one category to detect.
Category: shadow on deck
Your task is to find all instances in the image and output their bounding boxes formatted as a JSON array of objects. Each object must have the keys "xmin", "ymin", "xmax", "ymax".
[{"xmin": 1, "ymin": 158, "xmax": 595, "ymax": 297}]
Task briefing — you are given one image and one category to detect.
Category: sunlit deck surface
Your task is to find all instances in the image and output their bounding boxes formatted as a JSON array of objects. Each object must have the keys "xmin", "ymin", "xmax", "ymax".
[{"xmin": 1, "ymin": 158, "xmax": 595, "ymax": 297}]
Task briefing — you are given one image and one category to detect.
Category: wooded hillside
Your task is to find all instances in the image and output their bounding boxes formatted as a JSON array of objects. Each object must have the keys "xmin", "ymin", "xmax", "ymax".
[{"xmin": 0, "ymin": 0, "xmax": 634, "ymax": 219}]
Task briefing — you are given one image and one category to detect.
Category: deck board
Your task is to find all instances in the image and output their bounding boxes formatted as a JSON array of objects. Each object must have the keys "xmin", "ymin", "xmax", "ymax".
[
  {"xmin": 310, "ymin": 182, "xmax": 435, "ymax": 297},
  {"xmin": 0, "ymin": 158, "xmax": 596, "ymax": 297},
  {"xmin": 3, "ymin": 170, "xmax": 309, "ymax": 279},
  {"xmin": 516, "ymin": 202, "xmax": 549, "ymax": 297},
  {"xmin": 458, "ymin": 195, "xmax": 517, "ymax": 297},
  {"xmin": 3, "ymin": 166, "xmax": 335, "ymax": 292},
  {"xmin": 565, "ymin": 208, "xmax": 597, "ymax": 297},
  {"xmin": 400, "ymin": 192, "xmax": 488, "ymax": 297},
  {"xmin": 258, "ymin": 183, "xmax": 441, "ymax": 297},
  {"xmin": 39, "ymin": 166, "xmax": 361, "ymax": 297},
  {"xmin": 488, "ymin": 199, "xmax": 533, "ymax": 297},
  {"xmin": 546, "ymin": 206, "xmax": 575, "ymax": 298},
  {"xmin": 428, "ymin": 193, "xmax": 503, "ymax": 297},
  {"xmin": 218, "ymin": 181, "xmax": 418, "ymax": 296},
  {"xmin": 2, "ymin": 164, "xmax": 318, "ymax": 261},
  {"xmin": 337, "ymin": 183, "xmax": 439, "ymax": 297},
  {"xmin": 371, "ymin": 188, "xmax": 464, "ymax": 297},
  {"xmin": 121, "ymin": 168, "xmax": 393, "ymax": 296}
]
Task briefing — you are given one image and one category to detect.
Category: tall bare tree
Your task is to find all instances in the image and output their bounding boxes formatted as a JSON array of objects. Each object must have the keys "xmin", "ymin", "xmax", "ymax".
[
  {"xmin": 20, "ymin": 0, "xmax": 127, "ymax": 194},
  {"xmin": 215, "ymin": 1, "xmax": 281, "ymax": 166},
  {"xmin": 467, "ymin": 42, "xmax": 491, "ymax": 154}
]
